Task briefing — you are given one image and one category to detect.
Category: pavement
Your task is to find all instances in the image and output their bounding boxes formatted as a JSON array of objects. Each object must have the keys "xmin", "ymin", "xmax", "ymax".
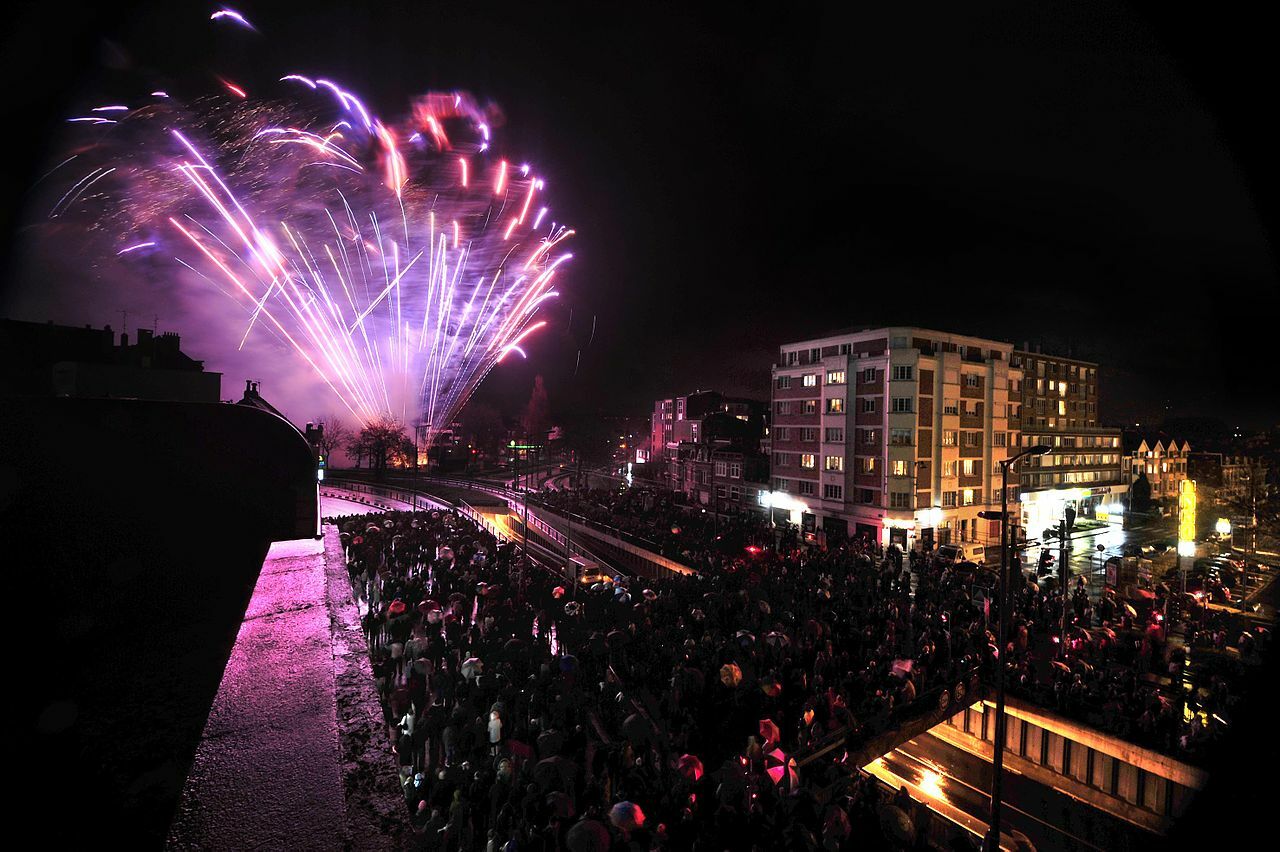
[{"xmin": 167, "ymin": 528, "xmax": 407, "ymax": 850}]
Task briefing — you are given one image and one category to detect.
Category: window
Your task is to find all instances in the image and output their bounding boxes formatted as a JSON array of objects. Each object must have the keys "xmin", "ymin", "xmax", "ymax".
[
  {"xmin": 803, "ymin": 373, "xmax": 818, "ymax": 387},
  {"xmin": 891, "ymin": 335, "xmax": 907, "ymax": 348},
  {"xmin": 801, "ymin": 400, "xmax": 817, "ymax": 415},
  {"xmin": 1058, "ymin": 400, "xmax": 1066, "ymax": 416},
  {"xmin": 774, "ymin": 427, "xmax": 790, "ymax": 441},
  {"xmin": 890, "ymin": 492, "xmax": 912, "ymax": 509},
  {"xmin": 860, "ymin": 367, "xmax": 877, "ymax": 383},
  {"xmin": 839, "ymin": 343, "xmax": 851, "ymax": 355},
  {"xmin": 824, "ymin": 455, "xmax": 844, "ymax": 472},
  {"xmin": 800, "ymin": 427, "xmax": 818, "ymax": 441},
  {"xmin": 890, "ymin": 427, "xmax": 913, "ymax": 445},
  {"xmin": 892, "ymin": 365, "xmax": 914, "ymax": 381},
  {"xmin": 728, "ymin": 462, "xmax": 742, "ymax": 478},
  {"xmin": 774, "ymin": 477, "xmax": 789, "ymax": 491},
  {"xmin": 993, "ymin": 432, "xmax": 1007, "ymax": 447},
  {"xmin": 962, "ymin": 431, "xmax": 981, "ymax": 448},
  {"xmin": 776, "ymin": 401, "xmax": 791, "ymax": 415},
  {"xmin": 776, "ymin": 375, "xmax": 791, "ymax": 389},
  {"xmin": 858, "ymin": 489, "xmax": 874, "ymax": 504},
  {"xmin": 729, "ymin": 486, "xmax": 740, "ymax": 501},
  {"xmin": 716, "ymin": 486, "xmax": 727, "ymax": 499},
  {"xmin": 827, "ymin": 398, "xmax": 845, "ymax": 414},
  {"xmin": 861, "ymin": 429, "xmax": 879, "ymax": 445},
  {"xmin": 891, "ymin": 459, "xmax": 908, "ymax": 476},
  {"xmin": 943, "ymin": 402, "xmax": 959, "ymax": 415},
  {"xmin": 964, "ymin": 373, "xmax": 981, "ymax": 388},
  {"xmin": 942, "ymin": 430, "xmax": 958, "ymax": 446},
  {"xmin": 773, "ymin": 452, "xmax": 791, "ymax": 467},
  {"xmin": 714, "ymin": 460, "xmax": 727, "ymax": 477},
  {"xmin": 943, "ymin": 491, "xmax": 957, "ymax": 507},
  {"xmin": 943, "ymin": 460, "xmax": 957, "ymax": 478},
  {"xmin": 823, "ymin": 484, "xmax": 843, "ymax": 500},
  {"xmin": 861, "ymin": 398, "xmax": 876, "ymax": 413},
  {"xmin": 825, "ymin": 427, "xmax": 844, "ymax": 442},
  {"xmin": 962, "ymin": 489, "xmax": 975, "ymax": 505},
  {"xmin": 962, "ymin": 459, "xmax": 975, "ymax": 476},
  {"xmin": 826, "ymin": 370, "xmax": 846, "ymax": 385},
  {"xmin": 797, "ymin": 480, "xmax": 816, "ymax": 496},
  {"xmin": 891, "ymin": 397, "xmax": 913, "ymax": 413},
  {"xmin": 860, "ymin": 457, "xmax": 877, "ymax": 474},
  {"xmin": 800, "ymin": 453, "xmax": 816, "ymax": 469},
  {"xmin": 785, "ymin": 351, "xmax": 799, "ymax": 366}
]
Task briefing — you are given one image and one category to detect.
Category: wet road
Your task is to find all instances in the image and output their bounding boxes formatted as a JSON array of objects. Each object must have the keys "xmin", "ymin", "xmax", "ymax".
[{"xmin": 866, "ymin": 730, "xmax": 1151, "ymax": 852}]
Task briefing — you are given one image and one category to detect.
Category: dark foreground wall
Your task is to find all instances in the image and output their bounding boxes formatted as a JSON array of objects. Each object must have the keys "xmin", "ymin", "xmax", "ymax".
[{"xmin": 0, "ymin": 397, "xmax": 317, "ymax": 848}]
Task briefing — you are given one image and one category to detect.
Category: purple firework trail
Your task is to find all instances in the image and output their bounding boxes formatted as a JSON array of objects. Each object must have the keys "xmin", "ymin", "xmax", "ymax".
[{"xmin": 47, "ymin": 22, "xmax": 573, "ymax": 444}]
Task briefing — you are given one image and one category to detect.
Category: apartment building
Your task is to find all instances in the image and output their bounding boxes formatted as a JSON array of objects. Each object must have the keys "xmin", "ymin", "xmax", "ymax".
[
  {"xmin": 771, "ymin": 328, "xmax": 1021, "ymax": 551},
  {"xmin": 1010, "ymin": 348, "xmax": 1125, "ymax": 535},
  {"xmin": 1123, "ymin": 433, "xmax": 1192, "ymax": 509},
  {"xmin": 650, "ymin": 390, "xmax": 769, "ymax": 510}
]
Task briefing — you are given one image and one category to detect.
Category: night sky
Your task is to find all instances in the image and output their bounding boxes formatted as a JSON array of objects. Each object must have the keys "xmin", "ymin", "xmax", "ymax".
[{"xmin": 3, "ymin": 1, "xmax": 1276, "ymax": 430}]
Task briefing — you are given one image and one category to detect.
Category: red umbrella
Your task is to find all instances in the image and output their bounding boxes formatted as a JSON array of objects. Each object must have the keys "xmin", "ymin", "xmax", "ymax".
[
  {"xmin": 720, "ymin": 663, "xmax": 743, "ymax": 687},
  {"xmin": 758, "ymin": 718, "xmax": 781, "ymax": 746},
  {"xmin": 765, "ymin": 747, "xmax": 798, "ymax": 787},
  {"xmin": 676, "ymin": 754, "xmax": 704, "ymax": 781}
]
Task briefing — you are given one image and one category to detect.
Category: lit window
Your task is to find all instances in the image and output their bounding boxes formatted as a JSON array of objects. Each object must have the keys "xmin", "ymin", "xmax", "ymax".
[
  {"xmin": 943, "ymin": 430, "xmax": 957, "ymax": 446},
  {"xmin": 891, "ymin": 459, "xmax": 907, "ymax": 476},
  {"xmin": 827, "ymin": 398, "xmax": 845, "ymax": 414},
  {"xmin": 962, "ymin": 459, "xmax": 975, "ymax": 476},
  {"xmin": 802, "ymin": 400, "xmax": 817, "ymax": 414},
  {"xmin": 803, "ymin": 374, "xmax": 818, "ymax": 387},
  {"xmin": 801, "ymin": 454, "xmax": 816, "ymax": 469},
  {"xmin": 826, "ymin": 370, "xmax": 846, "ymax": 385},
  {"xmin": 963, "ymin": 489, "xmax": 975, "ymax": 505},
  {"xmin": 824, "ymin": 455, "xmax": 844, "ymax": 472}
]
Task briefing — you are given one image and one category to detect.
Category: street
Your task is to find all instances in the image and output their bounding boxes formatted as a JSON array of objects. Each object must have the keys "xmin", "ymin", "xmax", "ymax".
[{"xmin": 866, "ymin": 730, "xmax": 1151, "ymax": 852}]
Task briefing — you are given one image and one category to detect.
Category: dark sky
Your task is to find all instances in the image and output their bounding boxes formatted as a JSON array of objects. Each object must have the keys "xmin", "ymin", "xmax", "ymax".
[{"xmin": 3, "ymin": 1, "xmax": 1277, "ymax": 430}]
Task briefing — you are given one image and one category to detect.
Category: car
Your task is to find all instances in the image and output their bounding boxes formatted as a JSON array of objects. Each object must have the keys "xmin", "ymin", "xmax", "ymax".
[{"xmin": 936, "ymin": 544, "xmax": 967, "ymax": 565}]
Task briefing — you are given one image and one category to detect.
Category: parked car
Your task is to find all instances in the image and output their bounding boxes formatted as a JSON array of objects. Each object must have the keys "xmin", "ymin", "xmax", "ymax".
[{"xmin": 936, "ymin": 544, "xmax": 967, "ymax": 565}]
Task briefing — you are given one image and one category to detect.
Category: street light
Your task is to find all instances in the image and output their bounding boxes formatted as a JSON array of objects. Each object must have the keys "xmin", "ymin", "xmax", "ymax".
[{"xmin": 980, "ymin": 443, "xmax": 1050, "ymax": 852}]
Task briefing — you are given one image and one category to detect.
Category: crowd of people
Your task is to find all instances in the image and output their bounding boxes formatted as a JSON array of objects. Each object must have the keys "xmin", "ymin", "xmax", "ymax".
[
  {"xmin": 327, "ymin": 505, "xmax": 994, "ymax": 850},
  {"xmin": 324, "ymin": 481, "xmax": 1269, "ymax": 849},
  {"xmin": 531, "ymin": 487, "xmax": 780, "ymax": 565}
]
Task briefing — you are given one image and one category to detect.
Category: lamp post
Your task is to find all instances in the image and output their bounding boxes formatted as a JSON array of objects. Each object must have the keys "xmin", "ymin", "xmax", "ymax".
[{"xmin": 981, "ymin": 443, "xmax": 1050, "ymax": 852}]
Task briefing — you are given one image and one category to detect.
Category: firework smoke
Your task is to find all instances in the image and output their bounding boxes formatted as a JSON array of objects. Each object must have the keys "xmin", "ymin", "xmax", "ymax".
[{"xmin": 37, "ymin": 20, "xmax": 572, "ymax": 444}]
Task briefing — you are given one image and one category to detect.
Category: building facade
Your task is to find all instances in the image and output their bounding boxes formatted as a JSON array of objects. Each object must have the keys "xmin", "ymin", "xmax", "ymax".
[
  {"xmin": 771, "ymin": 328, "xmax": 1022, "ymax": 552},
  {"xmin": 1187, "ymin": 452, "xmax": 1250, "ymax": 509},
  {"xmin": 1122, "ymin": 433, "xmax": 1192, "ymax": 509},
  {"xmin": 1010, "ymin": 348, "xmax": 1125, "ymax": 536}
]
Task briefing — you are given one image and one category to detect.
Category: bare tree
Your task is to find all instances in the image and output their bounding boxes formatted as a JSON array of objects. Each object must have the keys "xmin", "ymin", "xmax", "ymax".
[
  {"xmin": 348, "ymin": 416, "xmax": 413, "ymax": 480},
  {"xmin": 314, "ymin": 416, "xmax": 353, "ymax": 467}
]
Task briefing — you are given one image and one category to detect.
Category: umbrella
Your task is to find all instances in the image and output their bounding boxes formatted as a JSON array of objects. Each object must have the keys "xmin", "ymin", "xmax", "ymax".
[
  {"xmin": 1050, "ymin": 661, "xmax": 1071, "ymax": 673},
  {"xmin": 760, "ymin": 680, "xmax": 782, "ymax": 698},
  {"xmin": 565, "ymin": 819, "xmax": 611, "ymax": 852},
  {"xmin": 461, "ymin": 657, "xmax": 484, "ymax": 679},
  {"xmin": 564, "ymin": 602, "xmax": 581, "ymax": 616},
  {"xmin": 720, "ymin": 663, "xmax": 743, "ymax": 688},
  {"xmin": 758, "ymin": 599, "xmax": 772, "ymax": 615},
  {"xmin": 609, "ymin": 801, "xmax": 645, "ymax": 831},
  {"xmin": 676, "ymin": 754, "xmax": 704, "ymax": 781},
  {"xmin": 1123, "ymin": 602, "xmax": 1138, "ymax": 617},
  {"xmin": 642, "ymin": 589, "xmax": 658, "ymax": 601},
  {"xmin": 552, "ymin": 586, "xmax": 567, "ymax": 599},
  {"xmin": 878, "ymin": 804, "xmax": 915, "ymax": 845},
  {"xmin": 765, "ymin": 747, "xmax": 798, "ymax": 787},
  {"xmin": 759, "ymin": 718, "xmax": 781, "ymax": 746},
  {"xmin": 736, "ymin": 630, "xmax": 756, "ymax": 647},
  {"xmin": 622, "ymin": 713, "xmax": 657, "ymax": 746},
  {"xmin": 764, "ymin": 631, "xmax": 790, "ymax": 648}
]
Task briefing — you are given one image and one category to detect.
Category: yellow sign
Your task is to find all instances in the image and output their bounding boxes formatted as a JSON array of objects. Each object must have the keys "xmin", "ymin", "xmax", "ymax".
[{"xmin": 1177, "ymin": 479, "xmax": 1197, "ymax": 556}]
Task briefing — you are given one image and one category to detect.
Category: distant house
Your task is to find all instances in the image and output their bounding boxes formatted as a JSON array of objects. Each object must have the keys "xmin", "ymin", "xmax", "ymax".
[{"xmin": 1122, "ymin": 432, "xmax": 1191, "ymax": 508}]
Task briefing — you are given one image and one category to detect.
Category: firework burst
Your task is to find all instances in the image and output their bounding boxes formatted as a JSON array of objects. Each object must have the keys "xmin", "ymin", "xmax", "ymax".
[{"xmin": 48, "ymin": 29, "xmax": 572, "ymax": 444}]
